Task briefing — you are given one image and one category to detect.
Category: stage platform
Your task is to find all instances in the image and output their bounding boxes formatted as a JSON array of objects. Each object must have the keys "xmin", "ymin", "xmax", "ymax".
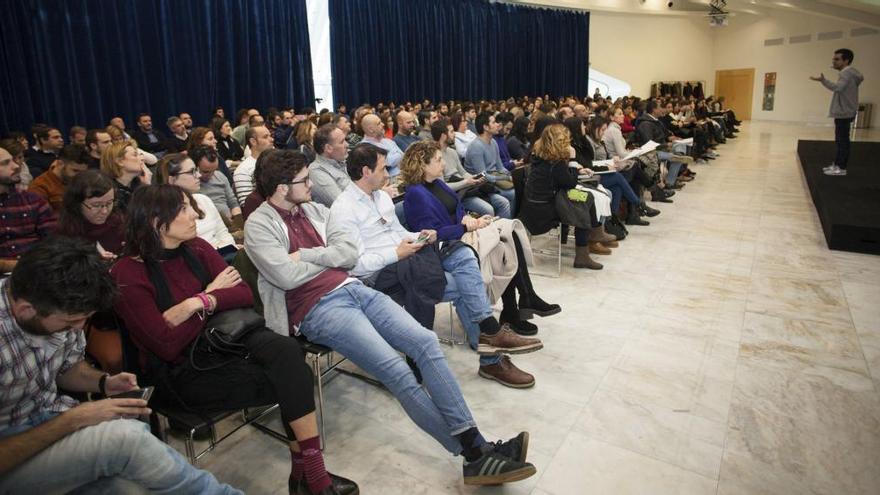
[{"xmin": 797, "ymin": 140, "xmax": 880, "ymax": 255}]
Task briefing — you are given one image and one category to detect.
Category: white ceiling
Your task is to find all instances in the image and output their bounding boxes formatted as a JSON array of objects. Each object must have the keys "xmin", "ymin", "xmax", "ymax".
[{"xmin": 505, "ymin": 0, "xmax": 880, "ymax": 26}]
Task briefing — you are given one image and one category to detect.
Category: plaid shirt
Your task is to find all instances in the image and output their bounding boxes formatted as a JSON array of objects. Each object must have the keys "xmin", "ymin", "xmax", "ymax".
[
  {"xmin": 0, "ymin": 189, "xmax": 57, "ymax": 259},
  {"xmin": 0, "ymin": 279, "xmax": 84, "ymax": 434}
]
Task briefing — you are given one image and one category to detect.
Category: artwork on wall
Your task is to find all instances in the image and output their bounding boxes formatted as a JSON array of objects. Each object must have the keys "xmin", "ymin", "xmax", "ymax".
[{"xmin": 763, "ymin": 72, "xmax": 776, "ymax": 111}]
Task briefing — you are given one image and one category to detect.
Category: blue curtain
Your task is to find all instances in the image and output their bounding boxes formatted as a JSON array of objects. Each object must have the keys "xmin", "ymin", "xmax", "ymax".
[
  {"xmin": 0, "ymin": 0, "xmax": 315, "ymax": 135},
  {"xmin": 329, "ymin": 0, "xmax": 589, "ymax": 107}
]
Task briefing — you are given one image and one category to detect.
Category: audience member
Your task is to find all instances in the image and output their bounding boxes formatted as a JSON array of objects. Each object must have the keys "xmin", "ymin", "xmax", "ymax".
[
  {"xmin": 24, "ymin": 125, "xmax": 63, "ymax": 178},
  {"xmin": 165, "ymin": 116, "xmax": 190, "ymax": 153},
  {"xmin": 130, "ymin": 114, "xmax": 168, "ymax": 158},
  {"xmin": 112, "ymin": 185, "xmax": 356, "ymax": 495},
  {"xmin": 273, "ymin": 110, "xmax": 295, "ymax": 148},
  {"xmin": 156, "ymin": 153, "xmax": 238, "ymax": 260},
  {"xmin": 293, "ymin": 120, "xmax": 317, "ymax": 162},
  {"xmin": 309, "ymin": 124, "xmax": 352, "ymax": 207},
  {"xmin": 231, "ymin": 108, "xmax": 260, "ymax": 146},
  {"xmin": 464, "ymin": 112, "xmax": 516, "ymax": 211},
  {"xmin": 244, "ymin": 149, "xmax": 536, "ymax": 486},
  {"xmin": 188, "ymin": 126, "xmax": 234, "ymax": 185},
  {"xmin": 28, "ymin": 144, "xmax": 90, "ymax": 212},
  {"xmin": 84, "ymin": 129, "xmax": 112, "ymax": 170},
  {"xmin": 212, "ymin": 118, "xmax": 245, "ymax": 163},
  {"xmin": 359, "ymin": 114, "xmax": 403, "ymax": 176},
  {"xmin": 100, "ymin": 140, "xmax": 151, "ymax": 213},
  {"xmin": 190, "ymin": 145, "xmax": 241, "ymax": 228},
  {"xmin": 0, "ymin": 237, "xmax": 241, "ymax": 494},
  {"xmin": 0, "ymin": 139, "xmax": 33, "ymax": 187},
  {"xmin": 69, "ymin": 126, "xmax": 87, "ymax": 146},
  {"xmin": 108, "ymin": 117, "xmax": 131, "ymax": 140},
  {"xmin": 0, "ymin": 147, "xmax": 56, "ymax": 273},
  {"xmin": 330, "ymin": 143, "xmax": 539, "ymax": 388},
  {"xmin": 451, "ymin": 112, "xmax": 476, "ymax": 159},
  {"xmin": 179, "ymin": 112, "xmax": 194, "ymax": 134},
  {"xmin": 392, "ymin": 111, "xmax": 421, "ymax": 151},
  {"xmin": 58, "ymin": 170, "xmax": 124, "ymax": 258},
  {"xmin": 233, "ymin": 125, "xmax": 274, "ymax": 205},
  {"xmin": 401, "ymin": 141, "xmax": 560, "ymax": 335}
]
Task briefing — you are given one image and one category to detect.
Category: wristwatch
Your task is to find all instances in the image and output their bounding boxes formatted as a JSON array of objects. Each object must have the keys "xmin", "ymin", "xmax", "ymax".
[{"xmin": 98, "ymin": 373, "xmax": 110, "ymax": 396}]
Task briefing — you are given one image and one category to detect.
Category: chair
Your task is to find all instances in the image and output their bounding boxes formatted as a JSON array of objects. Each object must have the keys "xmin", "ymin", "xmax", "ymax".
[{"xmin": 529, "ymin": 224, "xmax": 565, "ymax": 278}]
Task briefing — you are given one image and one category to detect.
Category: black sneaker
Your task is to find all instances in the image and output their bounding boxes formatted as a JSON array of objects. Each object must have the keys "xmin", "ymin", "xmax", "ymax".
[
  {"xmin": 488, "ymin": 432, "xmax": 530, "ymax": 463},
  {"xmin": 463, "ymin": 451, "xmax": 537, "ymax": 485}
]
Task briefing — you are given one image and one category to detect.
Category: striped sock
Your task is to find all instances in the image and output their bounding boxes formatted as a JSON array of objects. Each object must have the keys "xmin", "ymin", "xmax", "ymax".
[
  {"xmin": 299, "ymin": 436, "xmax": 331, "ymax": 494},
  {"xmin": 290, "ymin": 449, "xmax": 304, "ymax": 482}
]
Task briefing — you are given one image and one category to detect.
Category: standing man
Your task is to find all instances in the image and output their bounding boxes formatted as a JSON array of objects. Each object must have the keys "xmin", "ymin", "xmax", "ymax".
[{"xmin": 810, "ymin": 48, "xmax": 864, "ymax": 177}]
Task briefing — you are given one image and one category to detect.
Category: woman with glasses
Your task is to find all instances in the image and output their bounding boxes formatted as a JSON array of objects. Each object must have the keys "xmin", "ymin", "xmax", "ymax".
[
  {"xmin": 100, "ymin": 141, "xmax": 152, "ymax": 213},
  {"xmin": 155, "ymin": 153, "xmax": 238, "ymax": 263}
]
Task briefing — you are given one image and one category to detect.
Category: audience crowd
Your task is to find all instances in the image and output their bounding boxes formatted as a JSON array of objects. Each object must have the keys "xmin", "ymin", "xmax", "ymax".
[{"xmin": 0, "ymin": 90, "xmax": 740, "ymax": 494}]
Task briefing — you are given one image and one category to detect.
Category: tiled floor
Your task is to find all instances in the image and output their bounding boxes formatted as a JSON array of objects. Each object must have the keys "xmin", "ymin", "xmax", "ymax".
[{"xmin": 179, "ymin": 122, "xmax": 880, "ymax": 494}]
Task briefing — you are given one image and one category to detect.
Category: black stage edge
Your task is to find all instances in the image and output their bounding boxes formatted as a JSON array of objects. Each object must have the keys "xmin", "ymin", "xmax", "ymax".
[{"xmin": 797, "ymin": 140, "xmax": 880, "ymax": 255}]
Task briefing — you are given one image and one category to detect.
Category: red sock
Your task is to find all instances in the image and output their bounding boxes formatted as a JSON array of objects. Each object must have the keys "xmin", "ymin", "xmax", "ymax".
[
  {"xmin": 299, "ymin": 436, "xmax": 331, "ymax": 494},
  {"xmin": 290, "ymin": 449, "xmax": 305, "ymax": 482}
]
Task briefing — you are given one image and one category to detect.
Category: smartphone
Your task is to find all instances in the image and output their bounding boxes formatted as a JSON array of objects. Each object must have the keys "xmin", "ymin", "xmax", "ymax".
[
  {"xmin": 472, "ymin": 172, "xmax": 486, "ymax": 180},
  {"xmin": 415, "ymin": 233, "xmax": 430, "ymax": 244},
  {"xmin": 110, "ymin": 386, "xmax": 154, "ymax": 402}
]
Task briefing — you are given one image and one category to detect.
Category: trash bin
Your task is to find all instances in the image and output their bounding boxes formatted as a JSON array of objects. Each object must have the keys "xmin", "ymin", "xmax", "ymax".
[{"xmin": 855, "ymin": 103, "xmax": 872, "ymax": 129}]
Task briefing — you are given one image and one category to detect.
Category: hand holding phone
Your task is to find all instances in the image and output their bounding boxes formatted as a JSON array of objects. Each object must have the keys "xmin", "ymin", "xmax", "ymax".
[{"xmin": 110, "ymin": 386, "xmax": 155, "ymax": 402}]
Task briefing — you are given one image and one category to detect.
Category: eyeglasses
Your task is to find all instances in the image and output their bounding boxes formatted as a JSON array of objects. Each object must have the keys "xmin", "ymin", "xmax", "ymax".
[
  {"xmin": 290, "ymin": 176, "xmax": 311, "ymax": 186},
  {"xmin": 82, "ymin": 200, "xmax": 116, "ymax": 211},
  {"xmin": 172, "ymin": 167, "xmax": 199, "ymax": 178}
]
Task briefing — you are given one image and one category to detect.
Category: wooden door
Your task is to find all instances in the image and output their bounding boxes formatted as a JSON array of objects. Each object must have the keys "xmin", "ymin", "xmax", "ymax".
[{"xmin": 715, "ymin": 68, "xmax": 755, "ymax": 120}]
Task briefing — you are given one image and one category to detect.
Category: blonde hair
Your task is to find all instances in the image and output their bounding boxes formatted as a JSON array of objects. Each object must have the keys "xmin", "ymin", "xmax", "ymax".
[
  {"xmin": 532, "ymin": 124, "xmax": 571, "ymax": 162},
  {"xmin": 100, "ymin": 140, "xmax": 136, "ymax": 178},
  {"xmin": 399, "ymin": 140, "xmax": 440, "ymax": 186}
]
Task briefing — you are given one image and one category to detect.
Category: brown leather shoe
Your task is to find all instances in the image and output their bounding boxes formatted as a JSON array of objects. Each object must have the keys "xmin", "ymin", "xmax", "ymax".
[
  {"xmin": 589, "ymin": 241, "xmax": 612, "ymax": 255},
  {"xmin": 479, "ymin": 356, "xmax": 535, "ymax": 388},
  {"xmin": 602, "ymin": 240, "xmax": 619, "ymax": 248},
  {"xmin": 477, "ymin": 324, "xmax": 543, "ymax": 355}
]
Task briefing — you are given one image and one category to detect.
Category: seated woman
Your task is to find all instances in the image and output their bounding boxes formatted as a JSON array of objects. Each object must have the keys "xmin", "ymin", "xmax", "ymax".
[
  {"xmin": 519, "ymin": 124, "xmax": 603, "ymax": 270},
  {"xmin": 58, "ymin": 170, "xmax": 126, "ymax": 373},
  {"xmin": 401, "ymin": 141, "xmax": 560, "ymax": 334},
  {"xmin": 604, "ymin": 108, "xmax": 673, "ymax": 203},
  {"xmin": 580, "ymin": 117, "xmax": 660, "ymax": 226},
  {"xmin": 212, "ymin": 117, "xmax": 245, "ymax": 163},
  {"xmin": 188, "ymin": 126, "xmax": 234, "ymax": 185},
  {"xmin": 155, "ymin": 153, "xmax": 238, "ymax": 263},
  {"xmin": 451, "ymin": 112, "xmax": 476, "ymax": 160},
  {"xmin": 293, "ymin": 120, "xmax": 317, "ymax": 162},
  {"xmin": 100, "ymin": 140, "xmax": 152, "ymax": 213},
  {"xmin": 111, "ymin": 185, "xmax": 357, "ymax": 495}
]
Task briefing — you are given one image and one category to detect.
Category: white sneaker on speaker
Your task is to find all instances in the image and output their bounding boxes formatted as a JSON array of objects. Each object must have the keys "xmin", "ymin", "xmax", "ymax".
[
  {"xmin": 822, "ymin": 163, "xmax": 837, "ymax": 172},
  {"xmin": 823, "ymin": 165, "xmax": 847, "ymax": 176}
]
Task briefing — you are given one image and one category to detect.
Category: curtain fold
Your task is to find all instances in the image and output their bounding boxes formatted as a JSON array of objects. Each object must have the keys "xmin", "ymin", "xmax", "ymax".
[
  {"xmin": 329, "ymin": 0, "xmax": 589, "ymax": 107},
  {"xmin": 0, "ymin": 0, "xmax": 315, "ymax": 135}
]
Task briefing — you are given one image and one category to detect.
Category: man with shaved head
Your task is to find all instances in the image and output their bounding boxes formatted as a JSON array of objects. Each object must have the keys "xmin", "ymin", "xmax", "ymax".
[
  {"xmin": 573, "ymin": 104, "xmax": 589, "ymax": 119},
  {"xmin": 392, "ymin": 111, "xmax": 420, "ymax": 151},
  {"xmin": 360, "ymin": 113, "xmax": 403, "ymax": 177}
]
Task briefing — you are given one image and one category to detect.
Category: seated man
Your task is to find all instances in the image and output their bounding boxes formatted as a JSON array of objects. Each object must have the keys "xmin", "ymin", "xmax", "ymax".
[
  {"xmin": 635, "ymin": 100, "xmax": 689, "ymax": 190},
  {"xmin": 309, "ymin": 124, "xmax": 351, "ymax": 207},
  {"xmin": 84, "ymin": 128, "xmax": 112, "ymax": 169},
  {"xmin": 464, "ymin": 112, "xmax": 516, "ymax": 212},
  {"xmin": 129, "ymin": 113, "xmax": 168, "ymax": 158},
  {"xmin": 28, "ymin": 144, "xmax": 89, "ymax": 212},
  {"xmin": 329, "ymin": 144, "xmax": 539, "ymax": 388},
  {"xmin": 165, "ymin": 116, "xmax": 190, "ymax": 153},
  {"xmin": 233, "ymin": 124, "xmax": 274, "ymax": 205},
  {"xmin": 24, "ymin": 125, "xmax": 63, "ymax": 178},
  {"xmin": 245, "ymin": 149, "xmax": 538, "ymax": 486},
  {"xmin": 359, "ymin": 114, "xmax": 403, "ymax": 177},
  {"xmin": 0, "ymin": 237, "xmax": 240, "ymax": 494},
  {"xmin": 191, "ymin": 145, "xmax": 242, "ymax": 226},
  {"xmin": 0, "ymin": 147, "xmax": 56, "ymax": 273},
  {"xmin": 391, "ymin": 111, "xmax": 421, "ymax": 151}
]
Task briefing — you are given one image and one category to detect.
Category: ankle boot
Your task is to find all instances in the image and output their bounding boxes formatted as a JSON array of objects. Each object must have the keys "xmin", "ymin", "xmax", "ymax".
[
  {"xmin": 587, "ymin": 224, "xmax": 616, "ymax": 243},
  {"xmin": 650, "ymin": 185, "xmax": 673, "ymax": 203},
  {"xmin": 589, "ymin": 241, "xmax": 612, "ymax": 255},
  {"xmin": 625, "ymin": 203, "xmax": 650, "ymax": 226},
  {"xmin": 574, "ymin": 246, "xmax": 603, "ymax": 270},
  {"xmin": 639, "ymin": 201, "xmax": 661, "ymax": 218}
]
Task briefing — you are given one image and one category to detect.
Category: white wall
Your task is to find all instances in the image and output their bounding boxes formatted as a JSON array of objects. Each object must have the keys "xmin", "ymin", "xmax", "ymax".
[
  {"xmin": 589, "ymin": 11, "xmax": 716, "ymax": 98},
  {"xmin": 712, "ymin": 12, "xmax": 879, "ymax": 124}
]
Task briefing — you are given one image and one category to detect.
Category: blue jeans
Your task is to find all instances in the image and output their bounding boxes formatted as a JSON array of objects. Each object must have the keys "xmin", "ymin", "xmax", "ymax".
[
  {"xmin": 439, "ymin": 247, "xmax": 500, "ymax": 367},
  {"xmin": 462, "ymin": 193, "xmax": 511, "ymax": 219},
  {"xmin": 0, "ymin": 418, "xmax": 240, "ymax": 494},
  {"xmin": 494, "ymin": 188, "xmax": 515, "ymax": 218},
  {"xmin": 599, "ymin": 171, "xmax": 640, "ymax": 213},
  {"xmin": 657, "ymin": 151, "xmax": 683, "ymax": 186},
  {"xmin": 299, "ymin": 282, "xmax": 476, "ymax": 454}
]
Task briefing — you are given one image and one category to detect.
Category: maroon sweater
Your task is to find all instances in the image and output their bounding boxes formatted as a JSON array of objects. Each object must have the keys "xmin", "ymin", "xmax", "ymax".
[
  {"xmin": 111, "ymin": 237, "xmax": 253, "ymax": 366},
  {"xmin": 81, "ymin": 214, "xmax": 126, "ymax": 254}
]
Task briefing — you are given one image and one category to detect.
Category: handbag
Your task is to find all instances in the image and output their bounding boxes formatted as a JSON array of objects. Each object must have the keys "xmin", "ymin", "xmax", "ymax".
[
  {"xmin": 488, "ymin": 171, "xmax": 514, "ymax": 190},
  {"xmin": 554, "ymin": 189, "xmax": 594, "ymax": 229},
  {"xmin": 189, "ymin": 308, "xmax": 265, "ymax": 371}
]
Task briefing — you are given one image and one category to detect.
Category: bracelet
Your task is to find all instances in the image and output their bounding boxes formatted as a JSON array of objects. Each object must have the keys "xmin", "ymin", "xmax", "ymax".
[
  {"xmin": 98, "ymin": 373, "xmax": 109, "ymax": 396},
  {"xmin": 195, "ymin": 292, "xmax": 214, "ymax": 315}
]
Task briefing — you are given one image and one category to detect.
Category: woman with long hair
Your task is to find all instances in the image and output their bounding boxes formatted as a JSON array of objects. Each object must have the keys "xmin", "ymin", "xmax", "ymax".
[
  {"xmin": 292, "ymin": 120, "xmax": 317, "ymax": 162},
  {"xmin": 111, "ymin": 185, "xmax": 357, "ymax": 495},
  {"xmin": 187, "ymin": 126, "xmax": 234, "ymax": 185},
  {"xmin": 211, "ymin": 117, "xmax": 245, "ymax": 162},
  {"xmin": 401, "ymin": 141, "xmax": 560, "ymax": 335}
]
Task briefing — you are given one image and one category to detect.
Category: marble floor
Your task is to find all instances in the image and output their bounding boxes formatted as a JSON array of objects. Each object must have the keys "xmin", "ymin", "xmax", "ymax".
[{"xmin": 180, "ymin": 121, "xmax": 880, "ymax": 494}]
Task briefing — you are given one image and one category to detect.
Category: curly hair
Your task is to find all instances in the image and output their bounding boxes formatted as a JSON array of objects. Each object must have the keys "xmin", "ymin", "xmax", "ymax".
[
  {"xmin": 399, "ymin": 140, "xmax": 440, "ymax": 186},
  {"xmin": 532, "ymin": 123, "xmax": 571, "ymax": 162}
]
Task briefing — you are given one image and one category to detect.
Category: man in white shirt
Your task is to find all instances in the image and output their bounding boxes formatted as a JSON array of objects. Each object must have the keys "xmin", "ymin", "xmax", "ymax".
[
  {"xmin": 233, "ymin": 125, "xmax": 274, "ymax": 205},
  {"xmin": 328, "ymin": 144, "xmax": 539, "ymax": 388}
]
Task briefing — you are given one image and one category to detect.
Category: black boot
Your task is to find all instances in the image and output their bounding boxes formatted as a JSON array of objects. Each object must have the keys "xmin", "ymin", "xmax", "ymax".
[
  {"xmin": 605, "ymin": 216, "xmax": 627, "ymax": 240},
  {"xmin": 625, "ymin": 203, "xmax": 649, "ymax": 226},
  {"xmin": 639, "ymin": 201, "xmax": 660, "ymax": 217},
  {"xmin": 650, "ymin": 185, "xmax": 673, "ymax": 203}
]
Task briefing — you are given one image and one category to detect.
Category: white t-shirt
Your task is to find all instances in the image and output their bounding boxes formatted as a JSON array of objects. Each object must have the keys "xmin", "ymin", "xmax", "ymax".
[{"xmin": 194, "ymin": 193, "xmax": 235, "ymax": 249}]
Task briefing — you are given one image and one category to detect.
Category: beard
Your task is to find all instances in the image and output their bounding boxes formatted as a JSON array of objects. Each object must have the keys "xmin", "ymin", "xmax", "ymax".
[
  {"xmin": 0, "ymin": 174, "xmax": 22, "ymax": 186},
  {"xmin": 16, "ymin": 315, "xmax": 56, "ymax": 336}
]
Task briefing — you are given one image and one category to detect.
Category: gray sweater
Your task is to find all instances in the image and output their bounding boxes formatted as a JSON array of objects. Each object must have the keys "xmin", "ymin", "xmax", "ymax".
[
  {"xmin": 244, "ymin": 201, "xmax": 358, "ymax": 335},
  {"xmin": 821, "ymin": 66, "xmax": 864, "ymax": 119}
]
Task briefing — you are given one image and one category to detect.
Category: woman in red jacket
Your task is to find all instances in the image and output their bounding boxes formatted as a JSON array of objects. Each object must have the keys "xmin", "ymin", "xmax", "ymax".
[{"xmin": 111, "ymin": 185, "xmax": 357, "ymax": 495}]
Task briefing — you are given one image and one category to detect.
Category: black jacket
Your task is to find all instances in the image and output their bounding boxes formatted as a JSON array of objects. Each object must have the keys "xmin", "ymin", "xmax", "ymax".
[
  {"xmin": 371, "ymin": 246, "xmax": 447, "ymax": 329},
  {"xmin": 519, "ymin": 155, "xmax": 579, "ymax": 235},
  {"xmin": 634, "ymin": 114, "xmax": 670, "ymax": 148},
  {"xmin": 131, "ymin": 129, "xmax": 169, "ymax": 154}
]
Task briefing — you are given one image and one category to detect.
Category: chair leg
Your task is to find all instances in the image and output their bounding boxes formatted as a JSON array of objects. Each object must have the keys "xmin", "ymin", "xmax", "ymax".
[
  {"xmin": 185, "ymin": 431, "xmax": 196, "ymax": 464},
  {"xmin": 312, "ymin": 354, "xmax": 325, "ymax": 451}
]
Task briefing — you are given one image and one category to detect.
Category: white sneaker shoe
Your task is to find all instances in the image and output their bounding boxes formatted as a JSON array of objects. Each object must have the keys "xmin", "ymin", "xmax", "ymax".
[
  {"xmin": 823, "ymin": 165, "xmax": 847, "ymax": 176},
  {"xmin": 822, "ymin": 163, "xmax": 836, "ymax": 172}
]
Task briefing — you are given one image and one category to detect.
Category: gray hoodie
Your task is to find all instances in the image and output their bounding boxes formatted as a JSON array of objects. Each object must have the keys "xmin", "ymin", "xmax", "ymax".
[
  {"xmin": 244, "ymin": 201, "xmax": 358, "ymax": 335},
  {"xmin": 821, "ymin": 66, "xmax": 864, "ymax": 119}
]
